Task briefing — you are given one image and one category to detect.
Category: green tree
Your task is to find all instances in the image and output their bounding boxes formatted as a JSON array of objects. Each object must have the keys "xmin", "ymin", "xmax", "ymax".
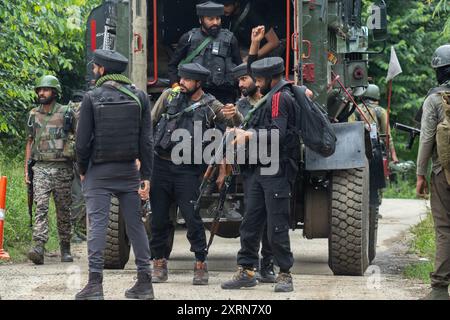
[
  {"xmin": 364, "ymin": 0, "xmax": 449, "ymax": 162},
  {"xmin": 0, "ymin": 0, "xmax": 100, "ymax": 155}
]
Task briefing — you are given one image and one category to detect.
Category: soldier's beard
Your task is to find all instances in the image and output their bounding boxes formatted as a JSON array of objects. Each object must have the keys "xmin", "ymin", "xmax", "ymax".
[
  {"xmin": 436, "ymin": 66, "xmax": 450, "ymax": 84},
  {"xmin": 241, "ymin": 83, "xmax": 258, "ymax": 97},
  {"xmin": 203, "ymin": 24, "xmax": 221, "ymax": 37},
  {"xmin": 181, "ymin": 84, "xmax": 201, "ymax": 97},
  {"xmin": 37, "ymin": 95, "xmax": 55, "ymax": 105}
]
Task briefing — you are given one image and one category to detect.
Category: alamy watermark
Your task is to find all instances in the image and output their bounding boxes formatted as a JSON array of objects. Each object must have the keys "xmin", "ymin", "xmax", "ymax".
[
  {"xmin": 367, "ymin": 4, "xmax": 385, "ymax": 30},
  {"xmin": 168, "ymin": 122, "xmax": 280, "ymax": 175}
]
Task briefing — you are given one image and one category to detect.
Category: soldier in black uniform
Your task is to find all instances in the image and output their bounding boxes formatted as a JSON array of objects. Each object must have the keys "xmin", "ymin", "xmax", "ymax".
[
  {"xmin": 150, "ymin": 63, "xmax": 243, "ymax": 286},
  {"xmin": 222, "ymin": 57, "xmax": 298, "ymax": 293},
  {"xmin": 75, "ymin": 49, "xmax": 154, "ymax": 300},
  {"xmin": 231, "ymin": 63, "xmax": 276, "ymax": 283},
  {"xmin": 168, "ymin": 1, "xmax": 242, "ymax": 104}
]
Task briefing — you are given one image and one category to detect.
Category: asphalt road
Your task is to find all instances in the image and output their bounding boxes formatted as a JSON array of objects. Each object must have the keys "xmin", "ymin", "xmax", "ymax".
[{"xmin": 0, "ymin": 199, "xmax": 430, "ymax": 300}]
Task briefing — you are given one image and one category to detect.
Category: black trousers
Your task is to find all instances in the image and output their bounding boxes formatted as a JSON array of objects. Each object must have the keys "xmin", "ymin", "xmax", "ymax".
[
  {"xmin": 150, "ymin": 156, "xmax": 207, "ymax": 261},
  {"xmin": 242, "ymin": 172, "xmax": 274, "ymax": 264},
  {"xmin": 83, "ymin": 162, "xmax": 150, "ymax": 273},
  {"xmin": 238, "ymin": 163, "xmax": 294, "ymax": 272}
]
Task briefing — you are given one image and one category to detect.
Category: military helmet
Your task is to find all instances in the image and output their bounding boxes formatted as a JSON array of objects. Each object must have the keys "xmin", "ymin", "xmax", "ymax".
[
  {"xmin": 363, "ymin": 84, "xmax": 380, "ymax": 101},
  {"xmin": 35, "ymin": 75, "xmax": 62, "ymax": 94},
  {"xmin": 431, "ymin": 45, "xmax": 450, "ymax": 69}
]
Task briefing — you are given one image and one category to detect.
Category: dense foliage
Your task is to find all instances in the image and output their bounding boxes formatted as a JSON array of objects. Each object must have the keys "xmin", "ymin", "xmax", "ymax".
[{"xmin": 0, "ymin": 0, "xmax": 100, "ymax": 156}]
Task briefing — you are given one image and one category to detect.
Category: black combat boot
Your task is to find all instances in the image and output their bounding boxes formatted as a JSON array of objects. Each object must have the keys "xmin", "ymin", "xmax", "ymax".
[
  {"xmin": 257, "ymin": 258, "xmax": 276, "ymax": 283},
  {"xmin": 221, "ymin": 266, "xmax": 257, "ymax": 289},
  {"xmin": 27, "ymin": 241, "xmax": 45, "ymax": 265},
  {"xmin": 125, "ymin": 271, "xmax": 154, "ymax": 300},
  {"xmin": 421, "ymin": 287, "xmax": 449, "ymax": 300},
  {"xmin": 274, "ymin": 272, "xmax": 294, "ymax": 293},
  {"xmin": 193, "ymin": 261, "xmax": 209, "ymax": 285},
  {"xmin": 60, "ymin": 242, "xmax": 74, "ymax": 262},
  {"xmin": 152, "ymin": 258, "xmax": 168, "ymax": 283},
  {"xmin": 75, "ymin": 272, "xmax": 104, "ymax": 300}
]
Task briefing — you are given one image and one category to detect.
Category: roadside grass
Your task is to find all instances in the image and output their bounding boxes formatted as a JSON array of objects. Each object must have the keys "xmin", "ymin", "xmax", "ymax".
[
  {"xmin": 0, "ymin": 156, "xmax": 60, "ymax": 263},
  {"xmin": 403, "ymin": 211, "xmax": 435, "ymax": 283},
  {"xmin": 384, "ymin": 179, "xmax": 417, "ymax": 199}
]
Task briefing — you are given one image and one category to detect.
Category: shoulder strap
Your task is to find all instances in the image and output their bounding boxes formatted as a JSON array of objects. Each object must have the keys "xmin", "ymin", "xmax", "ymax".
[
  {"xmin": 179, "ymin": 36, "xmax": 213, "ymax": 66},
  {"xmin": 105, "ymin": 81, "xmax": 142, "ymax": 110},
  {"xmin": 164, "ymin": 95, "xmax": 214, "ymax": 120},
  {"xmin": 232, "ymin": 2, "xmax": 251, "ymax": 33}
]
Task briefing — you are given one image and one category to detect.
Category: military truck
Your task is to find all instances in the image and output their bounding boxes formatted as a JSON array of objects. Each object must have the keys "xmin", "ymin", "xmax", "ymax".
[{"xmin": 85, "ymin": 0, "xmax": 389, "ymax": 275}]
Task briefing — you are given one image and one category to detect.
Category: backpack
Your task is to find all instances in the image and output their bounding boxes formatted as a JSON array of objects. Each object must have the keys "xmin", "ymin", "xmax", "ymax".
[
  {"xmin": 277, "ymin": 83, "xmax": 337, "ymax": 158},
  {"xmin": 436, "ymin": 91, "xmax": 450, "ymax": 184}
]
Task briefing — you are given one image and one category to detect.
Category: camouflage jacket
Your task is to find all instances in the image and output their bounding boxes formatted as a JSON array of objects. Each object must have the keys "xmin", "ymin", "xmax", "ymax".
[{"xmin": 27, "ymin": 102, "xmax": 76, "ymax": 162}]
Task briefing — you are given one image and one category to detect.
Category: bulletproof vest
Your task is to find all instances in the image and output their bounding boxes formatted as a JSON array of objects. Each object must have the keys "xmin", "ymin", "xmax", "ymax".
[
  {"xmin": 89, "ymin": 83, "xmax": 141, "ymax": 164},
  {"xmin": 236, "ymin": 97, "xmax": 253, "ymax": 117},
  {"xmin": 29, "ymin": 103, "xmax": 73, "ymax": 162},
  {"xmin": 154, "ymin": 92, "xmax": 215, "ymax": 156},
  {"xmin": 188, "ymin": 28, "xmax": 236, "ymax": 88}
]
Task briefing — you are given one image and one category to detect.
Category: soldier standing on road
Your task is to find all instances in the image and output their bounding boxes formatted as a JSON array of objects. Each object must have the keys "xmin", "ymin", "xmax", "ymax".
[
  {"xmin": 231, "ymin": 62, "xmax": 276, "ymax": 283},
  {"xmin": 417, "ymin": 44, "xmax": 450, "ymax": 300},
  {"xmin": 168, "ymin": 1, "xmax": 242, "ymax": 104},
  {"xmin": 150, "ymin": 63, "xmax": 243, "ymax": 286},
  {"xmin": 358, "ymin": 84, "xmax": 399, "ymax": 163},
  {"xmin": 75, "ymin": 49, "xmax": 154, "ymax": 300},
  {"xmin": 25, "ymin": 75, "xmax": 75, "ymax": 265},
  {"xmin": 221, "ymin": 57, "xmax": 299, "ymax": 293}
]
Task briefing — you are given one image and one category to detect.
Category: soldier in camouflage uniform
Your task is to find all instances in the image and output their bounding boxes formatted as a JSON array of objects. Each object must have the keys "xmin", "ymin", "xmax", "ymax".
[
  {"xmin": 25, "ymin": 75, "xmax": 76, "ymax": 265},
  {"xmin": 69, "ymin": 91, "xmax": 87, "ymax": 243}
]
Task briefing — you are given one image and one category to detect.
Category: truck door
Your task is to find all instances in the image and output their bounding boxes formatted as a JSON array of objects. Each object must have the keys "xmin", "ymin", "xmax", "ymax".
[{"xmin": 127, "ymin": 0, "xmax": 148, "ymax": 90}]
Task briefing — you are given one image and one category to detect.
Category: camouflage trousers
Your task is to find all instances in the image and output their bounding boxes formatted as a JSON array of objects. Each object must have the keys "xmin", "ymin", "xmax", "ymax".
[{"xmin": 32, "ymin": 163, "xmax": 73, "ymax": 244}]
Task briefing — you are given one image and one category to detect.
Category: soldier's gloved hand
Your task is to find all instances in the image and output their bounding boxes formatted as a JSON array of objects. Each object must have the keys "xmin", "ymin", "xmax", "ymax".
[
  {"xmin": 222, "ymin": 104, "xmax": 237, "ymax": 119},
  {"xmin": 139, "ymin": 180, "xmax": 150, "ymax": 201}
]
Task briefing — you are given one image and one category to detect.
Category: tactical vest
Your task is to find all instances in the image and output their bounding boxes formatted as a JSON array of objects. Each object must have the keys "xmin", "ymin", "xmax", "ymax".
[
  {"xmin": 89, "ymin": 83, "xmax": 141, "ymax": 164},
  {"xmin": 154, "ymin": 92, "xmax": 215, "ymax": 156},
  {"xmin": 29, "ymin": 103, "xmax": 73, "ymax": 162},
  {"xmin": 188, "ymin": 28, "xmax": 236, "ymax": 88}
]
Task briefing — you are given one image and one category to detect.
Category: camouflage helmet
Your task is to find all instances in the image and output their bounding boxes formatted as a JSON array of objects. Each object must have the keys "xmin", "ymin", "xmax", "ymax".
[
  {"xmin": 363, "ymin": 84, "xmax": 380, "ymax": 101},
  {"xmin": 431, "ymin": 45, "xmax": 450, "ymax": 69},
  {"xmin": 35, "ymin": 75, "xmax": 62, "ymax": 94}
]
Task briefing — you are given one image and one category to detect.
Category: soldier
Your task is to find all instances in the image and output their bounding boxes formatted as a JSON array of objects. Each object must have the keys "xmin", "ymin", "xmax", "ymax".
[
  {"xmin": 221, "ymin": 57, "xmax": 299, "ymax": 292},
  {"xmin": 69, "ymin": 90, "xmax": 87, "ymax": 244},
  {"xmin": 25, "ymin": 75, "xmax": 75, "ymax": 265},
  {"xmin": 218, "ymin": 0, "xmax": 281, "ymax": 59},
  {"xmin": 168, "ymin": 1, "xmax": 242, "ymax": 104},
  {"xmin": 417, "ymin": 44, "xmax": 450, "ymax": 300},
  {"xmin": 231, "ymin": 62, "xmax": 276, "ymax": 283},
  {"xmin": 359, "ymin": 84, "xmax": 399, "ymax": 163},
  {"xmin": 150, "ymin": 62, "xmax": 243, "ymax": 285},
  {"xmin": 75, "ymin": 49, "xmax": 154, "ymax": 300}
]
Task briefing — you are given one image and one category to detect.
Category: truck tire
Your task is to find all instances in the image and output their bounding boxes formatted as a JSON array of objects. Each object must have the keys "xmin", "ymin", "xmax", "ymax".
[
  {"xmin": 329, "ymin": 164, "xmax": 370, "ymax": 276},
  {"xmin": 104, "ymin": 196, "xmax": 130, "ymax": 270},
  {"xmin": 369, "ymin": 205, "xmax": 379, "ymax": 263}
]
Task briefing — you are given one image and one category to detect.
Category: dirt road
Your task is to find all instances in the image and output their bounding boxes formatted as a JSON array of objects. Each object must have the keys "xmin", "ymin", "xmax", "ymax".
[{"xmin": 0, "ymin": 199, "xmax": 430, "ymax": 300}]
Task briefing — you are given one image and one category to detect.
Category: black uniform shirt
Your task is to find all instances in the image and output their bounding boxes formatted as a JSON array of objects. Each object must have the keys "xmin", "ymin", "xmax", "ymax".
[{"xmin": 168, "ymin": 29, "xmax": 242, "ymax": 85}]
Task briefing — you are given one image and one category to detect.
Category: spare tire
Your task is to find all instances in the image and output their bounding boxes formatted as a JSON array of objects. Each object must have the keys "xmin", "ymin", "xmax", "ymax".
[{"xmin": 104, "ymin": 196, "xmax": 130, "ymax": 269}]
